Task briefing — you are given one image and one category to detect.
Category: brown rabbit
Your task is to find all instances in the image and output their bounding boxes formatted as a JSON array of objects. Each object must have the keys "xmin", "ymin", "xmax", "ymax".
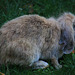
[
  {"xmin": 57, "ymin": 13, "xmax": 75, "ymax": 54},
  {"xmin": 0, "ymin": 14, "xmax": 74, "ymax": 69}
]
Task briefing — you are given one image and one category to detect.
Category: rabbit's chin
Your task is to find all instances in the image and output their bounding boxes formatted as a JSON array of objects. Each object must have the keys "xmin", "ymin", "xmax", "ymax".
[{"xmin": 63, "ymin": 48, "xmax": 74, "ymax": 54}]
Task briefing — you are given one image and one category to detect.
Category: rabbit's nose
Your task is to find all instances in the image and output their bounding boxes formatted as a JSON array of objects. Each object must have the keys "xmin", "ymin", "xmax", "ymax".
[{"xmin": 68, "ymin": 47, "xmax": 74, "ymax": 51}]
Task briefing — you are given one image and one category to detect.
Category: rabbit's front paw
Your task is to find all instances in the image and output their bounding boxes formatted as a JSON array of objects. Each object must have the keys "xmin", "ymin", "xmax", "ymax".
[
  {"xmin": 51, "ymin": 57, "xmax": 62, "ymax": 69},
  {"xmin": 55, "ymin": 64, "xmax": 62, "ymax": 69}
]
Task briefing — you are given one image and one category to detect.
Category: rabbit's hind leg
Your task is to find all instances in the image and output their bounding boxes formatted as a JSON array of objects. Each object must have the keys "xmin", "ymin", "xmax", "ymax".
[{"xmin": 31, "ymin": 60, "xmax": 49, "ymax": 69}]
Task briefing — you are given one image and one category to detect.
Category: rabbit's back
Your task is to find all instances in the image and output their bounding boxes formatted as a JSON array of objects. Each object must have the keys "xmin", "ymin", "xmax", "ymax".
[{"xmin": 0, "ymin": 15, "xmax": 48, "ymax": 40}]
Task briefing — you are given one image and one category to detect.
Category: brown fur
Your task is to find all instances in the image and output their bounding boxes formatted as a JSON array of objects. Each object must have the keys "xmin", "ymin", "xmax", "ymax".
[{"xmin": 0, "ymin": 14, "xmax": 74, "ymax": 69}]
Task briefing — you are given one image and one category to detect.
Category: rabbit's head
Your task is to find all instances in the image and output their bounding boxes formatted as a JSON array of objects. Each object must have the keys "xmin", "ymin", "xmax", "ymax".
[
  {"xmin": 58, "ymin": 13, "xmax": 75, "ymax": 54},
  {"xmin": 72, "ymin": 16, "xmax": 75, "ymax": 47}
]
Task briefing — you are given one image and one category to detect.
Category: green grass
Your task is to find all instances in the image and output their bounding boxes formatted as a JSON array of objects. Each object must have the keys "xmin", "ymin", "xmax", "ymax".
[
  {"xmin": 0, "ymin": 55, "xmax": 75, "ymax": 75},
  {"xmin": 0, "ymin": 0, "xmax": 75, "ymax": 75}
]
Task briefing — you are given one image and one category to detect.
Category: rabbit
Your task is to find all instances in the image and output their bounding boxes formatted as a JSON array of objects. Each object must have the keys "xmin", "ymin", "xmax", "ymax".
[
  {"xmin": 57, "ymin": 13, "xmax": 75, "ymax": 53},
  {"xmin": 0, "ymin": 14, "xmax": 74, "ymax": 70}
]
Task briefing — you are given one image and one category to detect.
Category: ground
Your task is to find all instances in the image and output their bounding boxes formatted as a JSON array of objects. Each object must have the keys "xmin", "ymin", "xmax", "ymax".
[{"xmin": 0, "ymin": 0, "xmax": 75, "ymax": 75}]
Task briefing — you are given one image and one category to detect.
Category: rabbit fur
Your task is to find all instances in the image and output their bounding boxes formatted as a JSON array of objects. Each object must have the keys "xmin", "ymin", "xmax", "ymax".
[{"xmin": 0, "ymin": 14, "xmax": 74, "ymax": 69}]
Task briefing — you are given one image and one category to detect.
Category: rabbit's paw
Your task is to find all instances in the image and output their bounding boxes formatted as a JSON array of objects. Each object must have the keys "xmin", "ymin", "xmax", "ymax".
[
  {"xmin": 55, "ymin": 64, "xmax": 62, "ymax": 69},
  {"xmin": 32, "ymin": 60, "xmax": 49, "ymax": 69}
]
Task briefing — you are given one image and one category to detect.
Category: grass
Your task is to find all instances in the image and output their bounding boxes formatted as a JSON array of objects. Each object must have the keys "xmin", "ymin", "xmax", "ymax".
[
  {"xmin": 0, "ymin": 55, "xmax": 75, "ymax": 75},
  {"xmin": 0, "ymin": 0, "xmax": 75, "ymax": 75}
]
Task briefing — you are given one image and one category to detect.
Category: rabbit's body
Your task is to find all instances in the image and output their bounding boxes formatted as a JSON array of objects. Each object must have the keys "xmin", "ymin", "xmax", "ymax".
[
  {"xmin": 0, "ymin": 15, "xmax": 62, "ymax": 69},
  {"xmin": 0, "ymin": 14, "xmax": 74, "ymax": 69}
]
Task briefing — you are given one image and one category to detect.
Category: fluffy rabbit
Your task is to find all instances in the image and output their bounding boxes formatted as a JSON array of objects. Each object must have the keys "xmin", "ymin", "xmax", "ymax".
[
  {"xmin": 0, "ymin": 14, "xmax": 74, "ymax": 69},
  {"xmin": 57, "ymin": 13, "xmax": 75, "ymax": 53}
]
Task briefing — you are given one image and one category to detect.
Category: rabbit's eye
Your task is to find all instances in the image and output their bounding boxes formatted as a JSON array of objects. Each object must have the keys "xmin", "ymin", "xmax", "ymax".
[{"xmin": 73, "ymin": 25, "xmax": 75, "ymax": 28}]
